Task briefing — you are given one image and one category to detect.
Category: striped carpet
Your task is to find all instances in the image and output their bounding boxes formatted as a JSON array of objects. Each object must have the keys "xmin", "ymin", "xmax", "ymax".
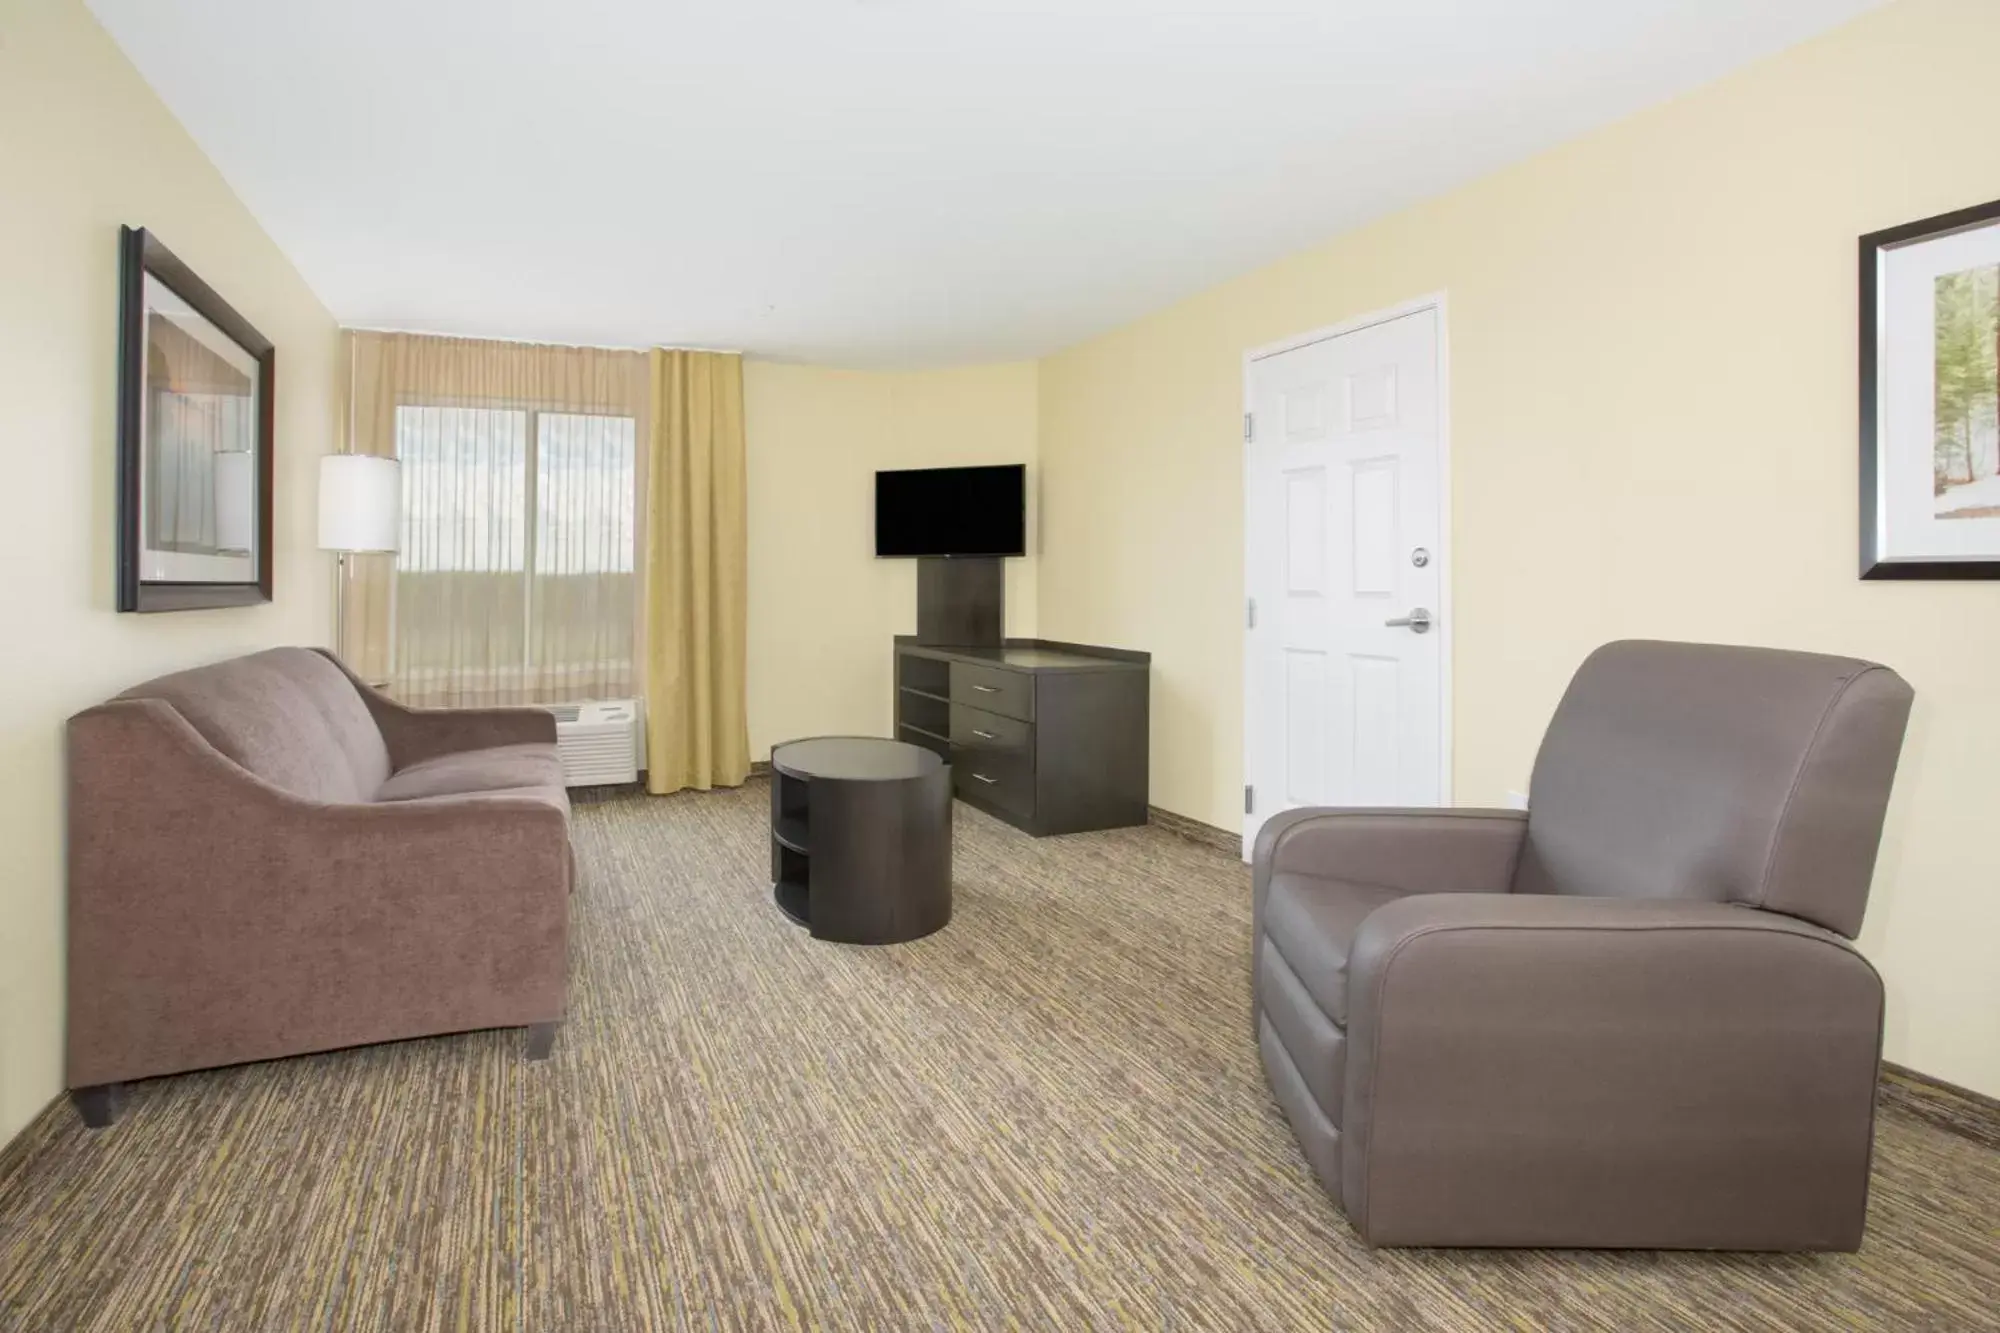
[{"xmin": 2, "ymin": 784, "xmax": 1998, "ymax": 1330}]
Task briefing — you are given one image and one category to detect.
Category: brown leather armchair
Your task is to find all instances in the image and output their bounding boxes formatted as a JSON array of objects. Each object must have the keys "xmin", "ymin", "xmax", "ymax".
[{"xmin": 1252, "ymin": 640, "xmax": 1914, "ymax": 1250}]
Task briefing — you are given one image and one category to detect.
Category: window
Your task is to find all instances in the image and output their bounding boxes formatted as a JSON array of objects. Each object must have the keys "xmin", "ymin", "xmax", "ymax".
[
  {"xmin": 397, "ymin": 406, "xmax": 528, "ymax": 573},
  {"xmin": 392, "ymin": 403, "xmax": 639, "ymax": 704},
  {"xmin": 535, "ymin": 412, "xmax": 637, "ymax": 577}
]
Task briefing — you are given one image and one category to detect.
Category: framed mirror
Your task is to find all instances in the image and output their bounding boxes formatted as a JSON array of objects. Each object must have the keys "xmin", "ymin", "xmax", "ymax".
[{"xmin": 116, "ymin": 226, "xmax": 275, "ymax": 612}]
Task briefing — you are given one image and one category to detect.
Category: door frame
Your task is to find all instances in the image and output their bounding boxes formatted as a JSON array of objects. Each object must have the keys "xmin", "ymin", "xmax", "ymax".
[{"xmin": 1240, "ymin": 291, "xmax": 1454, "ymax": 859}]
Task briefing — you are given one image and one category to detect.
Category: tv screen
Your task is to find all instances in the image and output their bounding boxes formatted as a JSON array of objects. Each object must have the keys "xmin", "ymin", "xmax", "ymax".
[{"xmin": 874, "ymin": 464, "xmax": 1026, "ymax": 558}]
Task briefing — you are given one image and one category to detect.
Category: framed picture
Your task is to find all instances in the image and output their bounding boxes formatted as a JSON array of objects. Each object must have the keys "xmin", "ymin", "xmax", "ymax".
[
  {"xmin": 1861, "ymin": 198, "xmax": 2000, "ymax": 579},
  {"xmin": 116, "ymin": 226, "xmax": 275, "ymax": 612}
]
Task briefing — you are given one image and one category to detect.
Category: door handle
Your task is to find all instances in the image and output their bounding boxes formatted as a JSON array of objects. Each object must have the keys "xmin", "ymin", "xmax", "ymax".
[
  {"xmin": 972, "ymin": 684, "xmax": 1000, "ymax": 694},
  {"xmin": 1385, "ymin": 607, "xmax": 1433, "ymax": 634},
  {"xmin": 972, "ymin": 729, "xmax": 997, "ymax": 740},
  {"xmin": 971, "ymin": 772, "xmax": 999, "ymax": 784}
]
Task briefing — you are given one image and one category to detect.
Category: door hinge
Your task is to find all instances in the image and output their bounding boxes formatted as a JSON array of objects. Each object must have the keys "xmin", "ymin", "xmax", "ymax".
[
  {"xmin": 1243, "ymin": 411, "xmax": 1254, "ymax": 442},
  {"xmin": 1246, "ymin": 597, "xmax": 1257, "ymax": 629},
  {"xmin": 1245, "ymin": 785, "xmax": 1254, "ymax": 815}
]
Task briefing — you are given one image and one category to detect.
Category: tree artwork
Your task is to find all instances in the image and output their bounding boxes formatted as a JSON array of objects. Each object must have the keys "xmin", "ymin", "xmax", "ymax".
[{"xmin": 1934, "ymin": 263, "xmax": 2000, "ymax": 516}]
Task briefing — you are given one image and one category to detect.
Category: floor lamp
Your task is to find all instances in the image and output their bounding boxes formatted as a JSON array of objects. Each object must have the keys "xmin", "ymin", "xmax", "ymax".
[{"xmin": 317, "ymin": 454, "xmax": 401, "ymax": 665}]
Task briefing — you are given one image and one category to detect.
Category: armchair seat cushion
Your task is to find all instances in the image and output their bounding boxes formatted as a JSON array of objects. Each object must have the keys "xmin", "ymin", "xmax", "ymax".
[
  {"xmin": 376, "ymin": 743, "xmax": 566, "ymax": 802},
  {"xmin": 1261, "ymin": 872, "xmax": 1406, "ymax": 1026}
]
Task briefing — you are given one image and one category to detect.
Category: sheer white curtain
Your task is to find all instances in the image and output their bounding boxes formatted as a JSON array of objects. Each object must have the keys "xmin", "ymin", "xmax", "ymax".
[{"xmin": 342, "ymin": 331, "xmax": 649, "ymax": 707}]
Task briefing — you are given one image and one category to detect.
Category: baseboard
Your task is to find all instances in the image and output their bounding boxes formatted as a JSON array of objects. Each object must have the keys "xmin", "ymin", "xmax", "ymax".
[
  {"xmin": 0, "ymin": 1093, "xmax": 60, "ymax": 1187},
  {"xmin": 568, "ymin": 780, "xmax": 646, "ymax": 804},
  {"xmin": 1148, "ymin": 805, "xmax": 1239, "ymax": 856},
  {"xmin": 1880, "ymin": 1062, "xmax": 2000, "ymax": 1149}
]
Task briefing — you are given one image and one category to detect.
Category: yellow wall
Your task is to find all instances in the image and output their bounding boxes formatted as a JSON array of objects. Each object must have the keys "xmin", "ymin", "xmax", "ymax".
[
  {"xmin": 0, "ymin": 0, "xmax": 341, "ymax": 1143},
  {"xmin": 745, "ymin": 361, "xmax": 1038, "ymax": 757},
  {"xmin": 1036, "ymin": 0, "xmax": 2000, "ymax": 1096}
]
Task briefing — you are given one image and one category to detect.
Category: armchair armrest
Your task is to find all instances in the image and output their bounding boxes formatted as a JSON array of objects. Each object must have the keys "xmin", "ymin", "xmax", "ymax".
[
  {"xmin": 314, "ymin": 648, "xmax": 556, "ymax": 768},
  {"xmin": 1254, "ymin": 806, "xmax": 1528, "ymax": 899},
  {"xmin": 1340, "ymin": 894, "xmax": 1883, "ymax": 1249},
  {"xmin": 1250, "ymin": 807, "xmax": 1527, "ymax": 1042},
  {"xmin": 67, "ymin": 699, "xmax": 569, "ymax": 1087}
]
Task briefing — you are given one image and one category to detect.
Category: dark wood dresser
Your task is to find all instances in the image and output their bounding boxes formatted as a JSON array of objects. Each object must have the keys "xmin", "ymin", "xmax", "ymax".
[{"xmin": 892, "ymin": 638, "xmax": 1149, "ymax": 836}]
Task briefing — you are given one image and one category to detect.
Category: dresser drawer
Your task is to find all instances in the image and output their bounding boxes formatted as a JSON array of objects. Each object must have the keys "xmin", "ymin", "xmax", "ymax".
[
  {"xmin": 949, "ymin": 703, "xmax": 1032, "ymax": 757},
  {"xmin": 952, "ymin": 745, "xmax": 1034, "ymax": 820},
  {"xmin": 950, "ymin": 662, "xmax": 1034, "ymax": 722}
]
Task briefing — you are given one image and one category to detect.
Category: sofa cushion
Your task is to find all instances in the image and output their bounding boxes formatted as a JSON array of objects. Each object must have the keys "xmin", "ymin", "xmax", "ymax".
[
  {"xmin": 1261, "ymin": 872, "xmax": 1407, "ymax": 1026},
  {"xmin": 388, "ymin": 783, "xmax": 573, "ymax": 822},
  {"xmin": 117, "ymin": 647, "xmax": 390, "ymax": 803},
  {"xmin": 376, "ymin": 743, "xmax": 567, "ymax": 802}
]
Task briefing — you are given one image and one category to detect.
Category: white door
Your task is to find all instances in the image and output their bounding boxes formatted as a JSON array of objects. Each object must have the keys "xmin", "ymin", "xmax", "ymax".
[{"xmin": 1244, "ymin": 306, "xmax": 1445, "ymax": 854}]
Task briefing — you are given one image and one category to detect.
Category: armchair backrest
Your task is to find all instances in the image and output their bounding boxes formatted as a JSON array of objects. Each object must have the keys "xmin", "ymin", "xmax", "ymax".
[{"xmin": 1514, "ymin": 640, "xmax": 1913, "ymax": 938}]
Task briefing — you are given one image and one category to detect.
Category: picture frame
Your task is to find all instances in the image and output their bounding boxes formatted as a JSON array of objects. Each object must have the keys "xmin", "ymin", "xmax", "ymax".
[
  {"xmin": 1860, "ymin": 197, "xmax": 2000, "ymax": 579},
  {"xmin": 116, "ymin": 225, "xmax": 275, "ymax": 612}
]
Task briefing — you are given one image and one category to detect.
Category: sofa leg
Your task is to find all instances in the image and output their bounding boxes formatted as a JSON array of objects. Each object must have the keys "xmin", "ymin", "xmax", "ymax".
[
  {"xmin": 525, "ymin": 1021, "xmax": 560, "ymax": 1061},
  {"xmin": 71, "ymin": 1083, "xmax": 124, "ymax": 1129}
]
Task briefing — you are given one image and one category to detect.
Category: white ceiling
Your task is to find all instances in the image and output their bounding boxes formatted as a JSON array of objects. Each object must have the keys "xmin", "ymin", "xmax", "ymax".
[{"xmin": 90, "ymin": 0, "xmax": 1880, "ymax": 367}]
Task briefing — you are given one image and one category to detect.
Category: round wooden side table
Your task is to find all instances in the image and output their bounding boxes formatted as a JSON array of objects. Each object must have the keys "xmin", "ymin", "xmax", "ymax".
[{"xmin": 769, "ymin": 736, "xmax": 952, "ymax": 944}]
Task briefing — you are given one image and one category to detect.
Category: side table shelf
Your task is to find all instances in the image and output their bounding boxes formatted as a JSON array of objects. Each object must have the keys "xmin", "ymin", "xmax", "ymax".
[{"xmin": 771, "ymin": 769, "xmax": 812, "ymax": 925}]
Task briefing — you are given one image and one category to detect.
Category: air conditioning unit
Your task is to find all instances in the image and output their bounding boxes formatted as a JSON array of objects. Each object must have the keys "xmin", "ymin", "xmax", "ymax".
[{"xmin": 546, "ymin": 700, "xmax": 641, "ymax": 787}]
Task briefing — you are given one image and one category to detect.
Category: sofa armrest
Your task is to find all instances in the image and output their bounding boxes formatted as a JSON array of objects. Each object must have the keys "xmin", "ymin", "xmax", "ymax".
[
  {"xmin": 1339, "ymin": 894, "xmax": 1883, "ymax": 1249},
  {"xmin": 313, "ymin": 648, "xmax": 556, "ymax": 768},
  {"xmin": 67, "ymin": 699, "xmax": 570, "ymax": 1087}
]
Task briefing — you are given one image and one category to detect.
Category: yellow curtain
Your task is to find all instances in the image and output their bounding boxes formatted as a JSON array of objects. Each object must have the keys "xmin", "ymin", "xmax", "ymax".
[{"xmin": 643, "ymin": 348, "xmax": 750, "ymax": 795}]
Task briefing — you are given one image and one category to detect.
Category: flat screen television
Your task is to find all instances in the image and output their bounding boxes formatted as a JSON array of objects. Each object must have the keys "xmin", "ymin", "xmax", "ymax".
[{"xmin": 874, "ymin": 464, "xmax": 1026, "ymax": 558}]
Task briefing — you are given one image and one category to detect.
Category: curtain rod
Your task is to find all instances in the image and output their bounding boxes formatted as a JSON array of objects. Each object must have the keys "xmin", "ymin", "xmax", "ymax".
[{"xmin": 340, "ymin": 324, "xmax": 745, "ymax": 357}]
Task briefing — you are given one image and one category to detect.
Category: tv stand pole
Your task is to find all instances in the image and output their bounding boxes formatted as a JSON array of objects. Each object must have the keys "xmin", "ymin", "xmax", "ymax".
[{"xmin": 916, "ymin": 556, "xmax": 1003, "ymax": 647}]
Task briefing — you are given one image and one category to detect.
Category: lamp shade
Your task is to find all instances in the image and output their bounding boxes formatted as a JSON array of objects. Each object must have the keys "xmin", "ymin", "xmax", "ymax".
[{"xmin": 317, "ymin": 454, "xmax": 401, "ymax": 553}]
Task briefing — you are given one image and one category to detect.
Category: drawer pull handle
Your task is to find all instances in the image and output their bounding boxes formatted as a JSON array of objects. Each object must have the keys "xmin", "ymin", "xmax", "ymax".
[
  {"xmin": 972, "ymin": 684, "xmax": 1000, "ymax": 694},
  {"xmin": 971, "ymin": 773, "xmax": 999, "ymax": 785},
  {"xmin": 972, "ymin": 729, "xmax": 997, "ymax": 740}
]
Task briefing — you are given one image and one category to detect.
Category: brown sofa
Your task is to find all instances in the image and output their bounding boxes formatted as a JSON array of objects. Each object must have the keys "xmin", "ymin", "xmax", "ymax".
[
  {"xmin": 66, "ymin": 647, "xmax": 572, "ymax": 1127},
  {"xmin": 1253, "ymin": 640, "xmax": 1914, "ymax": 1250}
]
